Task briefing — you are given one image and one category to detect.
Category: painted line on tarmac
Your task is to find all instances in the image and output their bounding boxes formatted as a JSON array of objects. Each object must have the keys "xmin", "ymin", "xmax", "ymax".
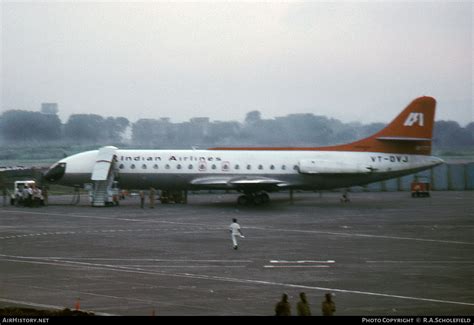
[
  {"xmin": 0, "ymin": 254, "xmax": 252, "ymax": 269},
  {"xmin": 270, "ymin": 260, "xmax": 335, "ymax": 264},
  {"xmin": 2, "ymin": 255, "xmax": 473, "ymax": 308},
  {"xmin": 366, "ymin": 260, "xmax": 474, "ymax": 264},
  {"xmin": 22, "ymin": 257, "xmax": 253, "ymax": 263},
  {"xmin": 0, "ymin": 297, "xmax": 116, "ymax": 316},
  {"xmin": 0, "ymin": 227, "xmax": 224, "ymax": 240},
  {"xmin": 4, "ymin": 209, "xmax": 472, "ymax": 246},
  {"xmin": 246, "ymin": 226, "xmax": 474, "ymax": 246},
  {"xmin": 1, "ymin": 209, "xmax": 122, "ymax": 221},
  {"xmin": 264, "ymin": 265, "xmax": 330, "ymax": 268},
  {"xmin": 0, "ymin": 209, "xmax": 175, "ymax": 224},
  {"xmin": 120, "ymin": 265, "xmax": 247, "ymax": 268},
  {"xmin": 0, "ymin": 209, "xmax": 228, "ymax": 229},
  {"xmin": 264, "ymin": 260, "xmax": 335, "ymax": 268},
  {"xmin": 1, "ymin": 284, "xmax": 218, "ymax": 315}
]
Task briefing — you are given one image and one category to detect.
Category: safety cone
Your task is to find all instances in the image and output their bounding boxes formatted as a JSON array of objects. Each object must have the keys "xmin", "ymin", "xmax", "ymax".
[{"xmin": 75, "ymin": 298, "xmax": 81, "ymax": 311}]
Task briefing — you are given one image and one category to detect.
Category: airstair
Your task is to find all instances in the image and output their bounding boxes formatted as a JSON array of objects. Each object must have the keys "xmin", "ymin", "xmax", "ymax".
[{"xmin": 90, "ymin": 146, "xmax": 119, "ymax": 207}]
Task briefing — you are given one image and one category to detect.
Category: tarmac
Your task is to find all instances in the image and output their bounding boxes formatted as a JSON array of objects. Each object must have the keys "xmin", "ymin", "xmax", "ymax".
[{"xmin": 0, "ymin": 191, "xmax": 473, "ymax": 316}]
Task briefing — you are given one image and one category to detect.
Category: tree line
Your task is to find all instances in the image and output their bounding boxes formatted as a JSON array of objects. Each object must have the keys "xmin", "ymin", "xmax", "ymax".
[{"xmin": 0, "ymin": 109, "xmax": 472, "ymax": 151}]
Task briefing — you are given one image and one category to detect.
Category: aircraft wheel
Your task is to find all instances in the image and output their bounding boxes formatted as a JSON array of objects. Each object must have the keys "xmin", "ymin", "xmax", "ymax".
[
  {"xmin": 237, "ymin": 195, "xmax": 251, "ymax": 206},
  {"xmin": 260, "ymin": 192, "xmax": 270, "ymax": 204},
  {"xmin": 254, "ymin": 195, "xmax": 263, "ymax": 205},
  {"xmin": 254, "ymin": 193, "xmax": 269, "ymax": 205},
  {"xmin": 237, "ymin": 195, "xmax": 247, "ymax": 205}
]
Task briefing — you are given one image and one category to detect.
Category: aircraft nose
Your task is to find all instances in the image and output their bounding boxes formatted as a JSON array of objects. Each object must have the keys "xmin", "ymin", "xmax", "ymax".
[{"xmin": 44, "ymin": 162, "xmax": 66, "ymax": 182}]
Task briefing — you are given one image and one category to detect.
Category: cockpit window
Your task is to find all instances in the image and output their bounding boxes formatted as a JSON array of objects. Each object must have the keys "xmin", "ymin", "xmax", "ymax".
[{"xmin": 44, "ymin": 162, "xmax": 66, "ymax": 182}]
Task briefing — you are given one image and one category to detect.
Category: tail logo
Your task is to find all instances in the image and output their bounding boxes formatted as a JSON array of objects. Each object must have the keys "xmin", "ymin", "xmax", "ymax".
[{"xmin": 404, "ymin": 112, "xmax": 424, "ymax": 127}]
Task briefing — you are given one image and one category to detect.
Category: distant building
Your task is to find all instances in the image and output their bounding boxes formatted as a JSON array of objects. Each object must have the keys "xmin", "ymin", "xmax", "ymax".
[{"xmin": 41, "ymin": 103, "xmax": 58, "ymax": 115}]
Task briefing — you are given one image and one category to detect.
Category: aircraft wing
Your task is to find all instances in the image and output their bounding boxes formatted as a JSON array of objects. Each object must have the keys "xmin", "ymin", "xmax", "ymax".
[{"xmin": 190, "ymin": 176, "xmax": 289, "ymax": 192}]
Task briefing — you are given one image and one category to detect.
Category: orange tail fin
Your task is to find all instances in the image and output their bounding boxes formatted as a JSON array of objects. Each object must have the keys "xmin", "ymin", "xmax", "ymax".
[
  {"xmin": 332, "ymin": 96, "xmax": 436, "ymax": 155},
  {"xmin": 210, "ymin": 96, "xmax": 436, "ymax": 155}
]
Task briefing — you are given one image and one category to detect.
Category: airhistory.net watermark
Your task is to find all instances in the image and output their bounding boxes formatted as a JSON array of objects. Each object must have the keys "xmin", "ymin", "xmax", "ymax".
[{"xmin": 1, "ymin": 318, "xmax": 49, "ymax": 324}]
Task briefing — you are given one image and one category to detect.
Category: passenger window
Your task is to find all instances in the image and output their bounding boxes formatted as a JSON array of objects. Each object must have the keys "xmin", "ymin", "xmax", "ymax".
[
  {"xmin": 246, "ymin": 164, "xmax": 252, "ymax": 170},
  {"xmin": 131, "ymin": 164, "xmax": 136, "ymax": 169},
  {"xmin": 258, "ymin": 164, "xmax": 263, "ymax": 170},
  {"xmin": 119, "ymin": 164, "xmax": 124, "ymax": 169},
  {"xmin": 282, "ymin": 165, "xmax": 286, "ymax": 170},
  {"xmin": 270, "ymin": 165, "xmax": 275, "ymax": 170},
  {"xmin": 234, "ymin": 164, "xmax": 240, "ymax": 170},
  {"xmin": 142, "ymin": 164, "xmax": 147, "ymax": 169},
  {"xmin": 177, "ymin": 164, "xmax": 182, "ymax": 170},
  {"xmin": 188, "ymin": 164, "xmax": 193, "ymax": 170},
  {"xmin": 165, "ymin": 164, "xmax": 170, "ymax": 169},
  {"xmin": 211, "ymin": 164, "xmax": 217, "ymax": 170},
  {"xmin": 153, "ymin": 164, "xmax": 159, "ymax": 169}
]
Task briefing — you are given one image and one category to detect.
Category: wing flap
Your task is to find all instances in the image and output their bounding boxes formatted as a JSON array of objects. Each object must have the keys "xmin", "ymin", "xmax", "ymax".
[
  {"xmin": 190, "ymin": 176, "xmax": 288, "ymax": 191},
  {"xmin": 229, "ymin": 177, "xmax": 284, "ymax": 185}
]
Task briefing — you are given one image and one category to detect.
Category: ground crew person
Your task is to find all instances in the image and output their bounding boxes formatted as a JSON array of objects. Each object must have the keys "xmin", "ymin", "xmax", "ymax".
[
  {"xmin": 275, "ymin": 293, "xmax": 291, "ymax": 316},
  {"xmin": 42, "ymin": 187, "xmax": 48, "ymax": 206},
  {"xmin": 2, "ymin": 187, "xmax": 6, "ymax": 207},
  {"xmin": 296, "ymin": 292, "xmax": 311, "ymax": 316},
  {"xmin": 139, "ymin": 190, "xmax": 145, "ymax": 208},
  {"xmin": 149, "ymin": 187, "xmax": 156, "ymax": 209},
  {"xmin": 322, "ymin": 293, "xmax": 336, "ymax": 316},
  {"xmin": 229, "ymin": 218, "xmax": 245, "ymax": 250}
]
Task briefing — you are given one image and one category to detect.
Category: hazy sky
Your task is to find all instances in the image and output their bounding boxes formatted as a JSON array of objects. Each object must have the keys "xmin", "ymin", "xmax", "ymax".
[{"xmin": 1, "ymin": 0, "xmax": 472, "ymax": 126}]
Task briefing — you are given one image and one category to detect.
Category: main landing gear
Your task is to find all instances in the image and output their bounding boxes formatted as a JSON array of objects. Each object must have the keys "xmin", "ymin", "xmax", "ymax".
[
  {"xmin": 160, "ymin": 190, "xmax": 188, "ymax": 204},
  {"xmin": 237, "ymin": 192, "xmax": 270, "ymax": 206}
]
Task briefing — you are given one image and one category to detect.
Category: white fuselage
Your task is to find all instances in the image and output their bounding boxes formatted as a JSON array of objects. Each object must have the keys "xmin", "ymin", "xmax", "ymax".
[{"xmin": 56, "ymin": 149, "xmax": 443, "ymax": 191}]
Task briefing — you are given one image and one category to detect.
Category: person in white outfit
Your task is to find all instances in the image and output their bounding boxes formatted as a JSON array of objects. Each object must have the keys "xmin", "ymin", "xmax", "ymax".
[{"xmin": 229, "ymin": 218, "xmax": 245, "ymax": 250}]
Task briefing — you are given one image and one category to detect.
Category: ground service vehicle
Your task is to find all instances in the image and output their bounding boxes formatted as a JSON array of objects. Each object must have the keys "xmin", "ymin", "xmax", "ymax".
[
  {"xmin": 411, "ymin": 177, "xmax": 431, "ymax": 197},
  {"xmin": 10, "ymin": 180, "xmax": 39, "ymax": 205}
]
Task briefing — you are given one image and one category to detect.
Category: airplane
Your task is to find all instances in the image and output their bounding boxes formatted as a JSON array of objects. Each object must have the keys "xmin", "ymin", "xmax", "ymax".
[{"xmin": 44, "ymin": 96, "xmax": 444, "ymax": 205}]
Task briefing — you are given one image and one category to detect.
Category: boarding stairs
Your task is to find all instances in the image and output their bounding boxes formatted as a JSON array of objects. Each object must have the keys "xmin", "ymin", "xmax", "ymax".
[{"xmin": 90, "ymin": 146, "xmax": 119, "ymax": 207}]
